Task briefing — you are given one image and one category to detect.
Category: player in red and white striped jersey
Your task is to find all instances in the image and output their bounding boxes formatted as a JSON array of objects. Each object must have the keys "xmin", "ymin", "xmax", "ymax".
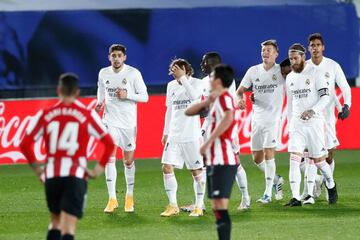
[
  {"xmin": 20, "ymin": 73, "xmax": 115, "ymax": 240},
  {"xmin": 186, "ymin": 64, "xmax": 239, "ymax": 240}
]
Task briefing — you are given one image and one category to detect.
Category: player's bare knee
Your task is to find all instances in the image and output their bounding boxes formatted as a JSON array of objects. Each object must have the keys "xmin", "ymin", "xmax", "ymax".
[
  {"xmin": 162, "ymin": 164, "xmax": 173, "ymax": 174},
  {"xmin": 252, "ymin": 152, "xmax": 264, "ymax": 164}
]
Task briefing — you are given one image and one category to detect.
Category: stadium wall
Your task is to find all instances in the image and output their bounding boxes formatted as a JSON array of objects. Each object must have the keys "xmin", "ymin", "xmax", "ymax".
[{"xmin": 0, "ymin": 88, "xmax": 359, "ymax": 165}]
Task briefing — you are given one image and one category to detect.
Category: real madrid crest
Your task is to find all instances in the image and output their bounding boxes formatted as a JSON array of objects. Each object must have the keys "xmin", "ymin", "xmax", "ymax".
[
  {"xmin": 305, "ymin": 79, "xmax": 310, "ymax": 85},
  {"xmin": 272, "ymin": 74, "xmax": 277, "ymax": 81},
  {"xmin": 122, "ymin": 78, "xmax": 127, "ymax": 84},
  {"xmin": 325, "ymin": 72, "xmax": 330, "ymax": 78}
]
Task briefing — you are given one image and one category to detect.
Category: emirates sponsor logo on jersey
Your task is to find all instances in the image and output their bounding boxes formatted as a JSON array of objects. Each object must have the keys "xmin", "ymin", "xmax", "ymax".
[
  {"xmin": 254, "ymin": 84, "xmax": 278, "ymax": 94},
  {"xmin": 173, "ymin": 99, "xmax": 192, "ymax": 110},
  {"xmin": 292, "ymin": 88, "xmax": 311, "ymax": 99}
]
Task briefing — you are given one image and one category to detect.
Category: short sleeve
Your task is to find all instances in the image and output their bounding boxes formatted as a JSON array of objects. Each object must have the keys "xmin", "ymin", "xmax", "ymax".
[
  {"xmin": 26, "ymin": 110, "xmax": 45, "ymax": 141},
  {"xmin": 219, "ymin": 94, "xmax": 234, "ymax": 112},
  {"xmin": 240, "ymin": 67, "xmax": 254, "ymax": 89}
]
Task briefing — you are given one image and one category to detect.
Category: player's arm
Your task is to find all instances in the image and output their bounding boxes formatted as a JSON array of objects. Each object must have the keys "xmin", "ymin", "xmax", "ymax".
[
  {"xmin": 285, "ymin": 82, "xmax": 293, "ymax": 126},
  {"xmin": 95, "ymin": 71, "xmax": 105, "ymax": 113},
  {"xmin": 126, "ymin": 70, "xmax": 149, "ymax": 103},
  {"xmin": 86, "ymin": 110, "xmax": 115, "ymax": 178},
  {"xmin": 335, "ymin": 63, "xmax": 352, "ymax": 119},
  {"xmin": 19, "ymin": 110, "xmax": 45, "ymax": 181},
  {"xmin": 236, "ymin": 68, "xmax": 253, "ymax": 109},
  {"xmin": 162, "ymin": 84, "xmax": 172, "ymax": 145}
]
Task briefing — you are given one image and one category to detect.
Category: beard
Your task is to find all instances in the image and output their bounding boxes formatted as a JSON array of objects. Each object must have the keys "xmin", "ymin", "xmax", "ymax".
[{"xmin": 291, "ymin": 60, "xmax": 305, "ymax": 73}]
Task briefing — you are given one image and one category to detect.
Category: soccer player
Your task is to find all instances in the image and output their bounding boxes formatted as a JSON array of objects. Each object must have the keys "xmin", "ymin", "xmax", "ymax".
[
  {"xmin": 236, "ymin": 40, "xmax": 285, "ymax": 204},
  {"xmin": 285, "ymin": 43, "xmax": 337, "ymax": 207},
  {"xmin": 95, "ymin": 44, "xmax": 149, "ymax": 213},
  {"xmin": 301, "ymin": 33, "xmax": 352, "ymax": 203},
  {"xmin": 160, "ymin": 58, "xmax": 205, "ymax": 217},
  {"xmin": 20, "ymin": 73, "xmax": 115, "ymax": 240},
  {"xmin": 186, "ymin": 64, "xmax": 239, "ymax": 240},
  {"xmin": 201, "ymin": 52, "xmax": 250, "ymax": 210}
]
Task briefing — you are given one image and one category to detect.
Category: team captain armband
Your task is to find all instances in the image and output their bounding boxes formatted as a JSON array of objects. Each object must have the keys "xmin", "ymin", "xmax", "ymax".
[{"xmin": 318, "ymin": 88, "xmax": 329, "ymax": 97}]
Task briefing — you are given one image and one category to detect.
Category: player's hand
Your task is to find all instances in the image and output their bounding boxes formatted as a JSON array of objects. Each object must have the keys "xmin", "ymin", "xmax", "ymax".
[
  {"xmin": 300, "ymin": 109, "xmax": 315, "ymax": 120},
  {"xmin": 161, "ymin": 135, "xmax": 168, "ymax": 146},
  {"xmin": 116, "ymin": 88, "xmax": 128, "ymax": 100},
  {"xmin": 209, "ymin": 91, "xmax": 220, "ymax": 103},
  {"xmin": 86, "ymin": 164, "xmax": 105, "ymax": 179},
  {"xmin": 237, "ymin": 99, "xmax": 246, "ymax": 110},
  {"xmin": 249, "ymin": 93, "xmax": 255, "ymax": 103},
  {"xmin": 200, "ymin": 141, "xmax": 210, "ymax": 156},
  {"xmin": 338, "ymin": 104, "xmax": 350, "ymax": 120},
  {"xmin": 172, "ymin": 65, "xmax": 187, "ymax": 81},
  {"xmin": 95, "ymin": 103, "xmax": 103, "ymax": 113}
]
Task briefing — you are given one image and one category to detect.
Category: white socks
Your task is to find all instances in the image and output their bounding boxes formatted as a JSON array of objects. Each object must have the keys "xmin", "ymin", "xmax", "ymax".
[
  {"xmin": 329, "ymin": 160, "xmax": 335, "ymax": 173},
  {"xmin": 306, "ymin": 160, "xmax": 317, "ymax": 197},
  {"xmin": 256, "ymin": 161, "xmax": 266, "ymax": 172},
  {"xmin": 264, "ymin": 159, "xmax": 276, "ymax": 197},
  {"xmin": 124, "ymin": 162, "xmax": 135, "ymax": 196},
  {"xmin": 193, "ymin": 171, "xmax": 206, "ymax": 208},
  {"xmin": 163, "ymin": 173, "xmax": 178, "ymax": 206},
  {"xmin": 105, "ymin": 157, "xmax": 117, "ymax": 199},
  {"xmin": 289, "ymin": 154, "xmax": 302, "ymax": 200},
  {"xmin": 315, "ymin": 161, "xmax": 335, "ymax": 189},
  {"xmin": 235, "ymin": 165, "xmax": 250, "ymax": 200}
]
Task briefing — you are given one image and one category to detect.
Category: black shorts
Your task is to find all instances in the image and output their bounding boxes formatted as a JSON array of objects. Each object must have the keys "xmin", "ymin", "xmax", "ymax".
[
  {"xmin": 207, "ymin": 165, "xmax": 238, "ymax": 199},
  {"xmin": 45, "ymin": 177, "xmax": 87, "ymax": 219}
]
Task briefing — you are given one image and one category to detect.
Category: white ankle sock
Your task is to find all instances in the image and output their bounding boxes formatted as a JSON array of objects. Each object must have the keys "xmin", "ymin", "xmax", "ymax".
[
  {"xmin": 315, "ymin": 161, "xmax": 335, "ymax": 189},
  {"xmin": 235, "ymin": 165, "xmax": 250, "ymax": 200},
  {"xmin": 124, "ymin": 162, "xmax": 135, "ymax": 196},
  {"xmin": 163, "ymin": 173, "xmax": 178, "ymax": 206},
  {"xmin": 105, "ymin": 158, "xmax": 117, "ymax": 199},
  {"xmin": 289, "ymin": 154, "xmax": 302, "ymax": 200},
  {"xmin": 264, "ymin": 159, "xmax": 276, "ymax": 197}
]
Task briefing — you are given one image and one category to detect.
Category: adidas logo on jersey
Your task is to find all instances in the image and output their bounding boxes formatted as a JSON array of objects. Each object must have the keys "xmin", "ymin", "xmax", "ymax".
[
  {"xmin": 195, "ymin": 160, "xmax": 200, "ymax": 164},
  {"xmin": 127, "ymin": 143, "xmax": 132, "ymax": 147},
  {"xmin": 255, "ymin": 78, "xmax": 260, "ymax": 82},
  {"xmin": 106, "ymin": 80, "xmax": 110, "ymax": 84},
  {"xmin": 290, "ymin": 82, "xmax": 294, "ymax": 86},
  {"xmin": 272, "ymin": 139, "xmax": 276, "ymax": 143},
  {"xmin": 321, "ymin": 148, "xmax": 326, "ymax": 152}
]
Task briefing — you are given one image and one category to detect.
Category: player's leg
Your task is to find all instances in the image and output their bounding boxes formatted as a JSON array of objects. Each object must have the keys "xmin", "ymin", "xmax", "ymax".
[
  {"xmin": 326, "ymin": 148, "xmax": 335, "ymax": 173},
  {"xmin": 236, "ymin": 163, "xmax": 251, "ymax": 210},
  {"xmin": 59, "ymin": 211, "xmax": 78, "ymax": 240},
  {"xmin": 47, "ymin": 213, "xmax": 61, "ymax": 240},
  {"xmin": 263, "ymin": 148, "xmax": 276, "ymax": 200},
  {"xmin": 45, "ymin": 178, "xmax": 62, "ymax": 240},
  {"xmin": 104, "ymin": 126, "xmax": 119, "ymax": 213},
  {"xmin": 160, "ymin": 142, "xmax": 181, "ymax": 217},
  {"xmin": 190, "ymin": 168, "xmax": 205, "ymax": 217},
  {"xmin": 303, "ymin": 158, "xmax": 317, "ymax": 205},
  {"xmin": 120, "ymin": 127, "xmax": 137, "ymax": 212}
]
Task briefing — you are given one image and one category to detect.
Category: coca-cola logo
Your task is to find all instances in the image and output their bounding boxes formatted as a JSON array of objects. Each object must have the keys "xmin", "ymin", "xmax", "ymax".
[{"xmin": 0, "ymin": 99, "xmax": 99, "ymax": 163}]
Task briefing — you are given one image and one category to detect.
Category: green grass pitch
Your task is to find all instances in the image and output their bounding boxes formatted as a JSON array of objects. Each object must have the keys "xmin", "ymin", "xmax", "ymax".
[{"xmin": 1, "ymin": 150, "xmax": 360, "ymax": 240}]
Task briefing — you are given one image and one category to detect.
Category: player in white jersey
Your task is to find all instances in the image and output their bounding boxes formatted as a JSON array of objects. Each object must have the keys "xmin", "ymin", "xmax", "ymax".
[
  {"xmin": 236, "ymin": 40, "xmax": 284, "ymax": 204},
  {"xmin": 285, "ymin": 43, "xmax": 338, "ymax": 207},
  {"xmin": 300, "ymin": 33, "xmax": 352, "ymax": 203},
  {"xmin": 160, "ymin": 58, "xmax": 205, "ymax": 217},
  {"xmin": 95, "ymin": 44, "xmax": 149, "ymax": 213}
]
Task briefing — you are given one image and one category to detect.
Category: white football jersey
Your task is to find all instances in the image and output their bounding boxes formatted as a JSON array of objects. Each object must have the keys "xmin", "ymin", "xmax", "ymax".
[
  {"xmin": 286, "ymin": 63, "xmax": 330, "ymax": 129},
  {"xmin": 97, "ymin": 64, "xmax": 148, "ymax": 129},
  {"xmin": 201, "ymin": 75, "xmax": 236, "ymax": 98},
  {"xmin": 165, "ymin": 77, "xmax": 203, "ymax": 142},
  {"xmin": 240, "ymin": 63, "xmax": 284, "ymax": 123},
  {"xmin": 307, "ymin": 57, "xmax": 352, "ymax": 125}
]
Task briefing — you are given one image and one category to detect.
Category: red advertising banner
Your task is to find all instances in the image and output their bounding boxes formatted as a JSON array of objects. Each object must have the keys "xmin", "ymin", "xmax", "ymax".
[{"xmin": 0, "ymin": 88, "xmax": 359, "ymax": 165}]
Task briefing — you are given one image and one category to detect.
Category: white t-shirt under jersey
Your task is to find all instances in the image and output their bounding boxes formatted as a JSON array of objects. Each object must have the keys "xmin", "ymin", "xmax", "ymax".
[
  {"xmin": 240, "ymin": 63, "xmax": 284, "ymax": 123},
  {"xmin": 97, "ymin": 64, "xmax": 148, "ymax": 129},
  {"xmin": 164, "ymin": 76, "xmax": 203, "ymax": 142},
  {"xmin": 307, "ymin": 57, "xmax": 352, "ymax": 125},
  {"xmin": 286, "ymin": 63, "xmax": 330, "ymax": 130}
]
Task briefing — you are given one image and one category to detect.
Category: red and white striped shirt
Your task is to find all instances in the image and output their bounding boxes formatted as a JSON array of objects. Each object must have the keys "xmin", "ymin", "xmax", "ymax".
[
  {"xmin": 20, "ymin": 100, "xmax": 114, "ymax": 180},
  {"xmin": 206, "ymin": 91, "xmax": 240, "ymax": 166}
]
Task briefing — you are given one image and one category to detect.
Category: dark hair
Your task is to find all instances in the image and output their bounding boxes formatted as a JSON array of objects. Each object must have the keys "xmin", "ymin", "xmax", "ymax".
[
  {"xmin": 261, "ymin": 39, "xmax": 279, "ymax": 52},
  {"xmin": 169, "ymin": 58, "xmax": 194, "ymax": 76},
  {"xmin": 213, "ymin": 64, "xmax": 234, "ymax": 88},
  {"xmin": 109, "ymin": 44, "xmax": 126, "ymax": 54},
  {"xmin": 280, "ymin": 58, "xmax": 290, "ymax": 67},
  {"xmin": 204, "ymin": 52, "xmax": 222, "ymax": 63},
  {"xmin": 308, "ymin": 33, "xmax": 324, "ymax": 45},
  {"xmin": 59, "ymin": 72, "xmax": 79, "ymax": 96},
  {"xmin": 288, "ymin": 43, "xmax": 306, "ymax": 55}
]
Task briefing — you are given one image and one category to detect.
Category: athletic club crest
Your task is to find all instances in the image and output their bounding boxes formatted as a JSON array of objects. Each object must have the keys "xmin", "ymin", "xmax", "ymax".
[
  {"xmin": 325, "ymin": 72, "xmax": 330, "ymax": 78},
  {"xmin": 122, "ymin": 78, "xmax": 127, "ymax": 84},
  {"xmin": 272, "ymin": 74, "xmax": 277, "ymax": 81},
  {"xmin": 305, "ymin": 79, "xmax": 310, "ymax": 85}
]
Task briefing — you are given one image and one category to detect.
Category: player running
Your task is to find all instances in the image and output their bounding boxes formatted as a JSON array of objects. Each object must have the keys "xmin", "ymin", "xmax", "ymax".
[
  {"xmin": 20, "ymin": 73, "xmax": 115, "ymax": 240},
  {"xmin": 96, "ymin": 44, "xmax": 149, "ymax": 213},
  {"xmin": 236, "ymin": 40, "xmax": 285, "ymax": 204},
  {"xmin": 285, "ymin": 43, "xmax": 337, "ymax": 207},
  {"xmin": 160, "ymin": 58, "xmax": 205, "ymax": 217}
]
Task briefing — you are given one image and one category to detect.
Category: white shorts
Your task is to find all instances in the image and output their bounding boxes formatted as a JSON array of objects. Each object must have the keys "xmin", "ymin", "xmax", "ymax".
[
  {"xmin": 161, "ymin": 140, "xmax": 203, "ymax": 170},
  {"xmin": 250, "ymin": 121, "xmax": 279, "ymax": 151},
  {"xmin": 288, "ymin": 119, "xmax": 328, "ymax": 158},
  {"xmin": 325, "ymin": 121, "xmax": 339, "ymax": 150},
  {"xmin": 107, "ymin": 125, "xmax": 136, "ymax": 151}
]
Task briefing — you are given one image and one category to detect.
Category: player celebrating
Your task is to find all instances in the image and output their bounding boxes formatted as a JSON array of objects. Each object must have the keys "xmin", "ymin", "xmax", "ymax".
[
  {"xmin": 186, "ymin": 64, "xmax": 239, "ymax": 240},
  {"xmin": 160, "ymin": 58, "xmax": 205, "ymax": 217},
  {"xmin": 236, "ymin": 40, "xmax": 285, "ymax": 204},
  {"xmin": 301, "ymin": 33, "xmax": 352, "ymax": 203},
  {"xmin": 96, "ymin": 44, "xmax": 149, "ymax": 213},
  {"xmin": 20, "ymin": 73, "xmax": 115, "ymax": 240},
  {"xmin": 285, "ymin": 43, "xmax": 337, "ymax": 207}
]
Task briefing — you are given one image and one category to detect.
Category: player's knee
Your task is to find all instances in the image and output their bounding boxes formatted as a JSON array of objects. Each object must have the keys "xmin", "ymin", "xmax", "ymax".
[
  {"xmin": 326, "ymin": 151, "xmax": 334, "ymax": 163},
  {"xmin": 123, "ymin": 159, "xmax": 134, "ymax": 167},
  {"xmin": 162, "ymin": 164, "xmax": 173, "ymax": 174},
  {"xmin": 264, "ymin": 148, "xmax": 275, "ymax": 160}
]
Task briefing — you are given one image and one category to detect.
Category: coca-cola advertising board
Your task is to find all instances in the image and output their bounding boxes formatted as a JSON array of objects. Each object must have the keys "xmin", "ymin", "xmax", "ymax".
[{"xmin": 0, "ymin": 88, "xmax": 359, "ymax": 165}]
